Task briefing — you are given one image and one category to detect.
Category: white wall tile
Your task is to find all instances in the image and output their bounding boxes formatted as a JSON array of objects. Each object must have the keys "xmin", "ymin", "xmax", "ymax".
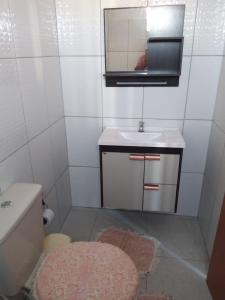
[
  {"xmin": 29, "ymin": 129, "xmax": 55, "ymax": 197},
  {"xmin": 214, "ymin": 57, "xmax": 225, "ymax": 132},
  {"xmin": 50, "ymin": 119, "xmax": 68, "ymax": 181},
  {"xmin": 199, "ymin": 124, "xmax": 225, "ymax": 254},
  {"xmin": 103, "ymin": 86, "xmax": 143, "ymax": 118},
  {"xmin": 0, "ymin": 145, "xmax": 33, "ymax": 193},
  {"xmin": 56, "ymin": 0, "xmax": 101, "ymax": 56},
  {"xmin": 103, "ymin": 118, "xmax": 141, "ymax": 129},
  {"xmin": 17, "ymin": 58, "xmax": 49, "ymax": 139},
  {"xmin": 0, "ymin": 60, "xmax": 27, "ymax": 162},
  {"xmin": 144, "ymin": 119, "xmax": 184, "ymax": 131},
  {"xmin": 70, "ymin": 167, "xmax": 101, "ymax": 207},
  {"xmin": 0, "ymin": 0, "xmax": 15, "ymax": 58},
  {"xmin": 182, "ymin": 120, "xmax": 211, "ymax": 173},
  {"xmin": 66, "ymin": 117, "xmax": 102, "ymax": 167},
  {"xmin": 9, "ymin": 0, "xmax": 58, "ymax": 57},
  {"xmin": 204, "ymin": 124, "xmax": 225, "ymax": 198},
  {"xmin": 178, "ymin": 173, "xmax": 203, "ymax": 217},
  {"xmin": 206, "ymin": 201, "xmax": 220, "ymax": 256},
  {"xmin": 44, "ymin": 57, "xmax": 64, "ymax": 125},
  {"xmin": 198, "ymin": 176, "xmax": 215, "ymax": 241},
  {"xmin": 101, "ymin": 50, "xmax": 143, "ymax": 119},
  {"xmin": 185, "ymin": 56, "xmax": 222, "ymax": 120},
  {"xmin": 143, "ymin": 57, "xmax": 191, "ymax": 119},
  {"xmin": 61, "ymin": 57, "xmax": 102, "ymax": 117},
  {"xmin": 148, "ymin": 0, "xmax": 198, "ymax": 56},
  {"xmin": 45, "ymin": 187, "xmax": 61, "ymax": 233},
  {"xmin": 101, "ymin": 0, "xmax": 147, "ymax": 8},
  {"xmin": 56, "ymin": 169, "xmax": 72, "ymax": 225},
  {"xmin": 193, "ymin": 0, "xmax": 225, "ymax": 55}
]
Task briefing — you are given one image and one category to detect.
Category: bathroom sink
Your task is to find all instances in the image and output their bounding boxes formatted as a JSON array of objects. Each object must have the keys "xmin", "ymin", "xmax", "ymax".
[
  {"xmin": 98, "ymin": 127, "xmax": 185, "ymax": 148},
  {"xmin": 120, "ymin": 131, "xmax": 163, "ymax": 142}
]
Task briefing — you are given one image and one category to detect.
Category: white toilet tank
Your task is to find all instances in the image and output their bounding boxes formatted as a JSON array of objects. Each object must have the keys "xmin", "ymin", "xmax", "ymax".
[{"xmin": 0, "ymin": 183, "xmax": 44, "ymax": 296}]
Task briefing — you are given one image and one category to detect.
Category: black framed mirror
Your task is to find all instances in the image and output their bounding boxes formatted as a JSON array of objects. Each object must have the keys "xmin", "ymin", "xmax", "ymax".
[{"xmin": 104, "ymin": 5, "xmax": 185, "ymax": 87}]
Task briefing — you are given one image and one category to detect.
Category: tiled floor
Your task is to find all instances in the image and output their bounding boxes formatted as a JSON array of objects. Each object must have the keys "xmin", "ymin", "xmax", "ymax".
[{"xmin": 61, "ymin": 207, "xmax": 212, "ymax": 300}]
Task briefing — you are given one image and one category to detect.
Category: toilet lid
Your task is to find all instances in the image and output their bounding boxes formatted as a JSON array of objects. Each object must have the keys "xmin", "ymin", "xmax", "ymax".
[{"xmin": 35, "ymin": 242, "xmax": 138, "ymax": 300}]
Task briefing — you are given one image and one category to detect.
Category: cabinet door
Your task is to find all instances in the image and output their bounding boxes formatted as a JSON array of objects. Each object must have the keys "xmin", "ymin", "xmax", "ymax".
[
  {"xmin": 143, "ymin": 184, "xmax": 176, "ymax": 213},
  {"xmin": 102, "ymin": 152, "xmax": 144, "ymax": 210},
  {"xmin": 144, "ymin": 153, "xmax": 179, "ymax": 184}
]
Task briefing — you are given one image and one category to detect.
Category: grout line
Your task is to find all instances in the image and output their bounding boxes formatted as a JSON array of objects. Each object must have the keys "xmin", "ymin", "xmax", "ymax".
[
  {"xmin": 181, "ymin": 171, "xmax": 204, "ymax": 175},
  {"xmin": 51, "ymin": 0, "xmax": 71, "ymax": 189},
  {"xmin": 68, "ymin": 165, "xmax": 203, "ymax": 176},
  {"xmin": 0, "ymin": 117, "xmax": 64, "ymax": 165},
  {"xmin": 65, "ymin": 115, "xmax": 213, "ymax": 122},
  {"xmin": 44, "ymin": 166, "xmax": 69, "ymax": 200},
  {"xmin": 0, "ymin": 142, "xmax": 29, "ymax": 165},
  {"xmin": 5, "ymin": 0, "xmax": 34, "ymax": 183},
  {"xmin": 65, "ymin": 115, "xmax": 103, "ymax": 119},
  {"xmin": 0, "ymin": 55, "xmax": 61, "ymax": 60},
  {"xmin": 99, "ymin": 0, "xmax": 105, "ymax": 131},
  {"xmin": 141, "ymin": 87, "xmax": 144, "ymax": 120},
  {"xmin": 69, "ymin": 165, "xmax": 100, "ymax": 169},
  {"xmin": 214, "ymin": 119, "xmax": 225, "ymax": 135},
  {"xmin": 52, "ymin": 0, "xmax": 60, "ymax": 58},
  {"xmin": 2, "ymin": 54, "xmax": 225, "ymax": 61},
  {"xmin": 28, "ymin": 116, "xmax": 64, "ymax": 143},
  {"xmin": 183, "ymin": 0, "xmax": 199, "ymax": 120}
]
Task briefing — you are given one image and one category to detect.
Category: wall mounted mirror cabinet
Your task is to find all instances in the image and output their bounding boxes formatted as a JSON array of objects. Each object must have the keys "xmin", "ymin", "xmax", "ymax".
[{"xmin": 104, "ymin": 5, "xmax": 185, "ymax": 87}]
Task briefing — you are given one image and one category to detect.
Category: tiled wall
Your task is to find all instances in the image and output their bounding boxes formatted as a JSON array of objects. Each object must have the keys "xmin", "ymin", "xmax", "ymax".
[
  {"xmin": 199, "ymin": 57, "xmax": 225, "ymax": 256},
  {"xmin": 0, "ymin": 0, "xmax": 71, "ymax": 233},
  {"xmin": 57, "ymin": 0, "xmax": 225, "ymax": 216}
]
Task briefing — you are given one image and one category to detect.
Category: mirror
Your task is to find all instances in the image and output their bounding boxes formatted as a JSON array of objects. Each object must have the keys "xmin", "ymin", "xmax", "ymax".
[{"xmin": 104, "ymin": 5, "xmax": 185, "ymax": 74}]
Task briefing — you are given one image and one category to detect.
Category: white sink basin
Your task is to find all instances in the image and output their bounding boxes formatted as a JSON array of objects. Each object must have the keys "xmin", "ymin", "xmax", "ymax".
[
  {"xmin": 120, "ymin": 131, "xmax": 163, "ymax": 142},
  {"xmin": 98, "ymin": 127, "xmax": 185, "ymax": 148}
]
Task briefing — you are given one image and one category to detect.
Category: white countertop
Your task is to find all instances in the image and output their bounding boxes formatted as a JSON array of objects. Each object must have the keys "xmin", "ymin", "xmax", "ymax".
[{"xmin": 98, "ymin": 127, "xmax": 185, "ymax": 148}]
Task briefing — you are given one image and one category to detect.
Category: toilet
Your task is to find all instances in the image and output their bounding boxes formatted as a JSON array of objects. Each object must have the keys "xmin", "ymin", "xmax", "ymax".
[
  {"xmin": 0, "ymin": 183, "xmax": 138, "ymax": 299},
  {"xmin": 0, "ymin": 183, "xmax": 44, "ymax": 296}
]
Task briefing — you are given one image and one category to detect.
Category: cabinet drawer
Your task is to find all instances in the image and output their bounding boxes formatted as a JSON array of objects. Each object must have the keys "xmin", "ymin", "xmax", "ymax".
[
  {"xmin": 144, "ymin": 153, "xmax": 179, "ymax": 184},
  {"xmin": 143, "ymin": 184, "xmax": 176, "ymax": 213}
]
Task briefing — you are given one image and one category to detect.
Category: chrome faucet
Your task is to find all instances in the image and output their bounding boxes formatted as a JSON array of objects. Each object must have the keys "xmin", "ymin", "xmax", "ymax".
[{"xmin": 138, "ymin": 121, "xmax": 144, "ymax": 133}]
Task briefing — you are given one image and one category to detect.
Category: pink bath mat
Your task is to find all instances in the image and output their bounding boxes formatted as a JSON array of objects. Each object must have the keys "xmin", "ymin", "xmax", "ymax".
[
  {"xmin": 97, "ymin": 228, "xmax": 156, "ymax": 273},
  {"xmin": 137, "ymin": 295, "xmax": 171, "ymax": 300}
]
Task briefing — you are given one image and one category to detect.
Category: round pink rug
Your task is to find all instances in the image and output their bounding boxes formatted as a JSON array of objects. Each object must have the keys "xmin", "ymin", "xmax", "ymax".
[
  {"xmin": 137, "ymin": 295, "xmax": 171, "ymax": 300},
  {"xmin": 97, "ymin": 228, "xmax": 156, "ymax": 273},
  {"xmin": 36, "ymin": 242, "xmax": 138, "ymax": 300}
]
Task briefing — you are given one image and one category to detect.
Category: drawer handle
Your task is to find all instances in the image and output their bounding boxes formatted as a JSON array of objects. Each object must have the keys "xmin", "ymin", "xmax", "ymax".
[
  {"xmin": 144, "ymin": 184, "xmax": 159, "ymax": 191},
  {"xmin": 129, "ymin": 154, "xmax": 145, "ymax": 161},
  {"xmin": 145, "ymin": 154, "xmax": 161, "ymax": 161}
]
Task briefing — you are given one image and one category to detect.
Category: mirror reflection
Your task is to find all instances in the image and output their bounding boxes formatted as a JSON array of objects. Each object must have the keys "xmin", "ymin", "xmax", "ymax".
[{"xmin": 104, "ymin": 6, "xmax": 185, "ymax": 73}]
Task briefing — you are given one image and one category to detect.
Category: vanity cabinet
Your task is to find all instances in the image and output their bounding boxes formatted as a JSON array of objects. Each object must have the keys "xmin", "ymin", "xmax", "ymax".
[
  {"xmin": 100, "ymin": 146, "xmax": 183, "ymax": 213},
  {"xmin": 102, "ymin": 152, "xmax": 144, "ymax": 210}
]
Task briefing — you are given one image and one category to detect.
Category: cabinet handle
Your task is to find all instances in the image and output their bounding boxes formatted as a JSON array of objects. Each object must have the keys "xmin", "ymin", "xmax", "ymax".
[
  {"xmin": 145, "ymin": 154, "xmax": 161, "ymax": 161},
  {"xmin": 144, "ymin": 184, "xmax": 159, "ymax": 191},
  {"xmin": 129, "ymin": 154, "xmax": 145, "ymax": 161}
]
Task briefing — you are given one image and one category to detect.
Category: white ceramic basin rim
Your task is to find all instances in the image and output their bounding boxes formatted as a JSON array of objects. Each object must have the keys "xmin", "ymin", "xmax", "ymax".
[
  {"xmin": 120, "ymin": 131, "xmax": 163, "ymax": 142},
  {"xmin": 98, "ymin": 127, "xmax": 186, "ymax": 148}
]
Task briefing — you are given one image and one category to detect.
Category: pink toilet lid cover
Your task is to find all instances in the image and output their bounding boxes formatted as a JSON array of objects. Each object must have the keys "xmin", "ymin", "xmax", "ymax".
[{"xmin": 36, "ymin": 241, "xmax": 138, "ymax": 300}]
